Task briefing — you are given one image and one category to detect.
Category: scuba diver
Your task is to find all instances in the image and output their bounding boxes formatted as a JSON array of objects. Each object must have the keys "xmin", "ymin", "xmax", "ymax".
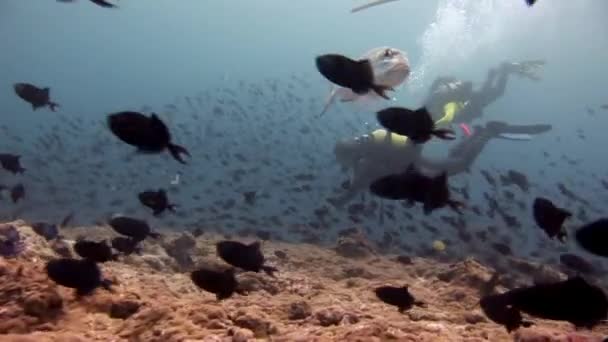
[
  {"xmin": 329, "ymin": 60, "xmax": 549, "ymax": 207},
  {"xmin": 427, "ymin": 60, "xmax": 545, "ymax": 134}
]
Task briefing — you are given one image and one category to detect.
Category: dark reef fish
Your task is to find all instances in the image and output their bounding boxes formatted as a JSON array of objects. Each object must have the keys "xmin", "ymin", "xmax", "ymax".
[
  {"xmin": 108, "ymin": 215, "xmax": 160, "ymax": 242},
  {"xmin": 216, "ymin": 240, "xmax": 277, "ymax": 276},
  {"xmin": 31, "ymin": 222, "xmax": 60, "ymax": 241},
  {"xmin": 190, "ymin": 266, "xmax": 238, "ymax": 300},
  {"xmin": 0, "ymin": 154, "xmax": 25, "ymax": 174},
  {"xmin": 315, "ymin": 54, "xmax": 391, "ymax": 99},
  {"xmin": 45, "ymin": 258, "xmax": 112, "ymax": 296},
  {"xmin": 370, "ymin": 167, "xmax": 463, "ymax": 215},
  {"xmin": 138, "ymin": 189, "xmax": 176, "ymax": 216},
  {"xmin": 375, "ymin": 285, "xmax": 425, "ymax": 312},
  {"xmin": 107, "ymin": 111, "xmax": 190, "ymax": 164},
  {"xmin": 74, "ymin": 239, "xmax": 116, "ymax": 263},
  {"xmin": 13, "ymin": 83, "xmax": 59, "ymax": 111},
  {"xmin": 575, "ymin": 218, "xmax": 608, "ymax": 257},
  {"xmin": 376, "ymin": 107, "xmax": 455, "ymax": 144},
  {"xmin": 111, "ymin": 237, "xmax": 141, "ymax": 255},
  {"xmin": 482, "ymin": 277, "xmax": 608, "ymax": 330},
  {"xmin": 533, "ymin": 197, "xmax": 570, "ymax": 242}
]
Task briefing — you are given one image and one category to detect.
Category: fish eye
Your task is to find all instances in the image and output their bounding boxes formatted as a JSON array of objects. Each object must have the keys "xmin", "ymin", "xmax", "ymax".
[{"xmin": 384, "ymin": 49, "xmax": 393, "ymax": 57}]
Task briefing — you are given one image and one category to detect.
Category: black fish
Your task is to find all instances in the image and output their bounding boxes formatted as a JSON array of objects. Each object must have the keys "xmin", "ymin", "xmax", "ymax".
[
  {"xmin": 74, "ymin": 239, "xmax": 116, "ymax": 263},
  {"xmin": 243, "ymin": 191, "xmax": 256, "ymax": 205},
  {"xmin": 216, "ymin": 240, "xmax": 277, "ymax": 276},
  {"xmin": 315, "ymin": 54, "xmax": 391, "ymax": 99},
  {"xmin": 45, "ymin": 258, "xmax": 111, "ymax": 296},
  {"xmin": 10, "ymin": 184, "xmax": 25, "ymax": 203},
  {"xmin": 108, "ymin": 216, "xmax": 160, "ymax": 242},
  {"xmin": 374, "ymin": 285, "xmax": 425, "ymax": 312},
  {"xmin": 138, "ymin": 189, "xmax": 176, "ymax": 216},
  {"xmin": 491, "ymin": 242, "xmax": 512, "ymax": 256},
  {"xmin": 89, "ymin": 0, "xmax": 117, "ymax": 7},
  {"xmin": 57, "ymin": 0, "xmax": 117, "ymax": 8},
  {"xmin": 376, "ymin": 107, "xmax": 455, "ymax": 144},
  {"xmin": 107, "ymin": 111, "xmax": 190, "ymax": 164},
  {"xmin": 525, "ymin": 0, "xmax": 537, "ymax": 6},
  {"xmin": 0, "ymin": 154, "xmax": 25, "ymax": 174},
  {"xmin": 480, "ymin": 293, "xmax": 533, "ymax": 332},
  {"xmin": 31, "ymin": 222, "xmax": 59, "ymax": 241},
  {"xmin": 370, "ymin": 167, "xmax": 463, "ymax": 215},
  {"xmin": 13, "ymin": 83, "xmax": 59, "ymax": 111},
  {"xmin": 559, "ymin": 253, "xmax": 595, "ymax": 274},
  {"xmin": 500, "ymin": 170, "xmax": 530, "ymax": 192},
  {"xmin": 190, "ymin": 266, "xmax": 238, "ymax": 300},
  {"xmin": 111, "ymin": 237, "xmax": 141, "ymax": 255},
  {"xmin": 506, "ymin": 277, "xmax": 607, "ymax": 328},
  {"xmin": 575, "ymin": 218, "xmax": 608, "ymax": 257},
  {"xmin": 532, "ymin": 197, "xmax": 570, "ymax": 242}
]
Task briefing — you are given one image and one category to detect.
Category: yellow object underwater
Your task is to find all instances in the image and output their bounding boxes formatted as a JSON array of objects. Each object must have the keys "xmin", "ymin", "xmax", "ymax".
[{"xmin": 432, "ymin": 240, "xmax": 446, "ymax": 252}]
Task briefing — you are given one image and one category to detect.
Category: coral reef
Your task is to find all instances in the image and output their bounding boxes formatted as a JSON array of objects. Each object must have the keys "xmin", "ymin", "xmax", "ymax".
[{"xmin": 0, "ymin": 220, "xmax": 606, "ymax": 341}]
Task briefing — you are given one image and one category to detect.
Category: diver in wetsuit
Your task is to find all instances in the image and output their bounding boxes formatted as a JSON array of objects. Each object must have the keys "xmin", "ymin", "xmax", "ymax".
[
  {"xmin": 427, "ymin": 60, "xmax": 545, "ymax": 132},
  {"xmin": 330, "ymin": 60, "xmax": 548, "ymax": 206}
]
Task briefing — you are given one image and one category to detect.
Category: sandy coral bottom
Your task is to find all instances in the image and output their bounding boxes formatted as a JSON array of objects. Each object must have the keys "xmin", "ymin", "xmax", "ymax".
[{"xmin": 0, "ymin": 220, "xmax": 607, "ymax": 342}]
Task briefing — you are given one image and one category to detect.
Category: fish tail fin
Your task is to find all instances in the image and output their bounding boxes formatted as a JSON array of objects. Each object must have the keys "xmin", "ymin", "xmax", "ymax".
[
  {"xmin": 48, "ymin": 101, "xmax": 60, "ymax": 112},
  {"xmin": 432, "ymin": 128, "xmax": 456, "ymax": 140},
  {"xmin": 370, "ymin": 84, "xmax": 392, "ymax": 100},
  {"xmin": 167, "ymin": 143, "xmax": 190, "ymax": 164}
]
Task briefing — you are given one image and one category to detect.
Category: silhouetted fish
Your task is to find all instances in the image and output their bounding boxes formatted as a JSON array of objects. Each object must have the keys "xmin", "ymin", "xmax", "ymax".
[
  {"xmin": 108, "ymin": 216, "xmax": 160, "ymax": 242},
  {"xmin": 0, "ymin": 154, "xmax": 25, "ymax": 174},
  {"xmin": 315, "ymin": 54, "xmax": 391, "ymax": 99},
  {"xmin": 190, "ymin": 266, "xmax": 238, "ymax": 300},
  {"xmin": 74, "ymin": 239, "xmax": 116, "ymax": 263},
  {"xmin": 13, "ymin": 83, "xmax": 59, "ymax": 111},
  {"xmin": 111, "ymin": 237, "xmax": 141, "ymax": 255},
  {"xmin": 31, "ymin": 222, "xmax": 59, "ymax": 241},
  {"xmin": 533, "ymin": 197, "xmax": 570, "ymax": 242},
  {"xmin": 107, "ymin": 112, "xmax": 190, "ymax": 164},
  {"xmin": 370, "ymin": 167, "xmax": 463, "ymax": 215},
  {"xmin": 375, "ymin": 285, "xmax": 425, "ymax": 312},
  {"xmin": 216, "ymin": 240, "xmax": 277, "ymax": 276},
  {"xmin": 575, "ymin": 219, "xmax": 608, "ymax": 257},
  {"xmin": 46, "ymin": 258, "xmax": 111, "ymax": 296},
  {"xmin": 138, "ymin": 189, "xmax": 176, "ymax": 216},
  {"xmin": 376, "ymin": 107, "xmax": 455, "ymax": 144}
]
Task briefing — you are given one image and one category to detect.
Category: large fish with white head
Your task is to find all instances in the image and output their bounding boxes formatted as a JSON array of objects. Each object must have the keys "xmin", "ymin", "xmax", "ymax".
[{"xmin": 319, "ymin": 47, "xmax": 410, "ymax": 116}]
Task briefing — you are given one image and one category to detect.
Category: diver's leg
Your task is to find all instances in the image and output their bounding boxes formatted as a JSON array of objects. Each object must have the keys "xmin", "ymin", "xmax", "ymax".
[
  {"xmin": 417, "ymin": 122, "xmax": 551, "ymax": 176},
  {"xmin": 476, "ymin": 65, "xmax": 509, "ymax": 108}
]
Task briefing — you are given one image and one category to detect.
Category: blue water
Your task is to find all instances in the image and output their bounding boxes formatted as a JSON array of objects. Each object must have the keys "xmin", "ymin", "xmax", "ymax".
[{"xmin": 1, "ymin": 0, "xmax": 608, "ymax": 264}]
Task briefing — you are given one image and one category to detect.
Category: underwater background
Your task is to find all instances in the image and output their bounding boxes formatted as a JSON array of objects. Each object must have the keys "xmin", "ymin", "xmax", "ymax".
[{"xmin": 1, "ymin": 0, "xmax": 608, "ymax": 262}]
